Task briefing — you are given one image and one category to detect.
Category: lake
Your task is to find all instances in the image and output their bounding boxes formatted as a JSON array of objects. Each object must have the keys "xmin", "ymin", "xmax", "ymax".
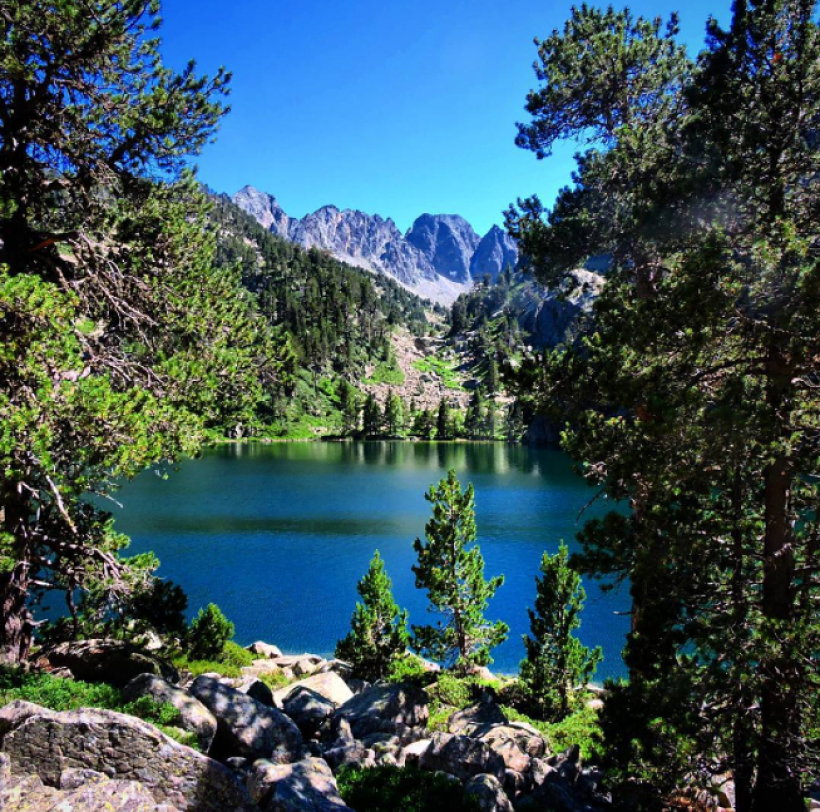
[{"xmin": 112, "ymin": 441, "xmax": 630, "ymax": 680}]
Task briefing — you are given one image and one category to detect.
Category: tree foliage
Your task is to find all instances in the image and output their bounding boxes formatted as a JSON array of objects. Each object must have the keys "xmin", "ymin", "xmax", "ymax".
[
  {"xmin": 411, "ymin": 470, "xmax": 508, "ymax": 671},
  {"xmin": 336, "ymin": 551, "xmax": 409, "ymax": 681},
  {"xmin": 0, "ymin": 0, "xmax": 276, "ymax": 663},
  {"xmin": 520, "ymin": 543, "xmax": 601, "ymax": 720},
  {"xmin": 509, "ymin": 1, "xmax": 820, "ymax": 809}
]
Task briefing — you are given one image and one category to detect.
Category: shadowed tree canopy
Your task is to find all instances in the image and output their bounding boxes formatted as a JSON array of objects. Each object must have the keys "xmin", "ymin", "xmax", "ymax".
[
  {"xmin": 509, "ymin": 1, "xmax": 820, "ymax": 810},
  {"xmin": 0, "ymin": 0, "xmax": 280, "ymax": 664}
]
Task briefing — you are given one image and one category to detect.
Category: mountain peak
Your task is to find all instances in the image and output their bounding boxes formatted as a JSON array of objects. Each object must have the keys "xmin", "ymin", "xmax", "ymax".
[{"xmin": 232, "ymin": 187, "xmax": 516, "ymax": 304}]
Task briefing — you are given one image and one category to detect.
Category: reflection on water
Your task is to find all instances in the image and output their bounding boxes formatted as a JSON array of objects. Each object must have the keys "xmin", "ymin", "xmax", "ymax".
[{"xmin": 115, "ymin": 441, "xmax": 629, "ymax": 679}]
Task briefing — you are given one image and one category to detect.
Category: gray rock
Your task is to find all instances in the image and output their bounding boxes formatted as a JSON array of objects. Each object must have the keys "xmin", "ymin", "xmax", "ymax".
[
  {"xmin": 0, "ymin": 700, "xmax": 55, "ymax": 746},
  {"xmin": 335, "ymin": 682, "xmax": 428, "ymax": 738},
  {"xmin": 0, "ymin": 769, "xmax": 175, "ymax": 812},
  {"xmin": 397, "ymin": 738, "xmax": 432, "ymax": 768},
  {"xmin": 122, "ymin": 673, "xmax": 218, "ymax": 752},
  {"xmin": 322, "ymin": 739, "xmax": 369, "ymax": 771},
  {"xmin": 2, "ymin": 707, "xmax": 255, "ymax": 811},
  {"xmin": 406, "ymin": 213, "xmax": 480, "ymax": 285},
  {"xmin": 190, "ymin": 675, "xmax": 304, "ymax": 762},
  {"xmin": 469, "ymin": 225, "xmax": 518, "ymax": 283},
  {"xmin": 421, "ymin": 732, "xmax": 506, "ymax": 782},
  {"xmin": 247, "ymin": 641, "xmax": 284, "ymax": 659},
  {"xmin": 274, "ymin": 671, "xmax": 353, "ymax": 708},
  {"xmin": 237, "ymin": 677, "xmax": 276, "ymax": 707},
  {"xmin": 248, "ymin": 756, "xmax": 352, "ymax": 811},
  {"xmin": 448, "ymin": 699, "xmax": 507, "ymax": 736},
  {"xmin": 44, "ymin": 639, "xmax": 177, "ymax": 687},
  {"xmin": 464, "ymin": 773, "xmax": 515, "ymax": 812},
  {"xmin": 283, "ymin": 688, "xmax": 337, "ymax": 739}
]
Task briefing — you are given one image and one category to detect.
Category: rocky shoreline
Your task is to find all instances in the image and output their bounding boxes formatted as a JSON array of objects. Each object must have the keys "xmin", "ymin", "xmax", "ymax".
[{"xmin": 0, "ymin": 639, "xmax": 610, "ymax": 812}]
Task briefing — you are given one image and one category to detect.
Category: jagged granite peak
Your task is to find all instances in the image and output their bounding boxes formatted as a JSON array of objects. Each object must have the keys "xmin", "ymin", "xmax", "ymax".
[
  {"xmin": 288, "ymin": 205, "xmax": 439, "ymax": 286},
  {"xmin": 232, "ymin": 185, "xmax": 293, "ymax": 239},
  {"xmin": 470, "ymin": 224, "xmax": 519, "ymax": 282},
  {"xmin": 232, "ymin": 186, "xmax": 507, "ymax": 304},
  {"xmin": 405, "ymin": 214, "xmax": 480, "ymax": 285}
]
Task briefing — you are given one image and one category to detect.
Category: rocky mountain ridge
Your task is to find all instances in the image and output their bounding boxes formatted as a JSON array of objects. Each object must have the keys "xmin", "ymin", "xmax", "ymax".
[{"xmin": 233, "ymin": 186, "xmax": 518, "ymax": 305}]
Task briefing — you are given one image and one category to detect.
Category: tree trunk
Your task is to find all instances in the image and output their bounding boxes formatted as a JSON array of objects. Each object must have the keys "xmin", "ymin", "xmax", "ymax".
[
  {"xmin": 751, "ymin": 351, "xmax": 802, "ymax": 812},
  {"xmin": 0, "ymin": 563, "xmax": 33, "ymax": 665}
]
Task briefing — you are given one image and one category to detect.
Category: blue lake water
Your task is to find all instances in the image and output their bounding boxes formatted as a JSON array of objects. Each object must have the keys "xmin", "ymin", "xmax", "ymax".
[{"xmin": 112, "ymin": 442, "xmax": 630, "ymax": 680}]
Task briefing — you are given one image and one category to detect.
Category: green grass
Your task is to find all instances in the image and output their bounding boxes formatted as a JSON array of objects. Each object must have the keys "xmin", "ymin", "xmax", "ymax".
[
  {"xmin": 0, "ymin": 667, "xmax": 202, "ymax": 751},
  {"xmin": 365, "ymin": 359, "xmax": 405, "ymax": 385},
  {"xmin": 411, "ymin": 355, "xmax": 464, "ymax": 390}
]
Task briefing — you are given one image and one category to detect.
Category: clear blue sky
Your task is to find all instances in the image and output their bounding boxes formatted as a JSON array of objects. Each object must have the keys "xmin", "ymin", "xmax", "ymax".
[{"xmin": 160, "ymin": 0, "xmax": 733, "ymax": 235}]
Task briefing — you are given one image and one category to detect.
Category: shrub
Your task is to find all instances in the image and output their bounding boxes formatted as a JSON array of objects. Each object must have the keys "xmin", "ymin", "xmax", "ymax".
[
  {"xmin": 336, "ymin": 765, "xmax": 479, "ymax": 812},
  {"xmin": 385, "ymin": 654, "xmax": 437, "ymax": 686},
  {"xmin": 220, "ymin": 640, "xmax": 254, "ymax": 669},
  {"xmin": 187, "ymin": 603, "xmax": 234, "ymax": 660}
]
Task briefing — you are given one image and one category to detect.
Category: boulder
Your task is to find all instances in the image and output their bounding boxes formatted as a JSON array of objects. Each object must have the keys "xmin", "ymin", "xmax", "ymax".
[
  {"xmin": 44, "ymin": 639, "xmax": 177, "ymax": 687},
  {"xmin": 190, "ymin": 675, "xmax": 303, "ymax": 762},
  {"xmin": 248, "ymin": 641, "xmax": 284, "ymax": 659},
  {"xmin": 283, "ymin": 688, "xmax": 337, "ymax": 739},
  {"xmin": 335, "ymin": 682, "xmax": 428, "ymax": 738},
  {"xmin": 248, "ymin": 756, "xmax": 352, "ymax": 812},
  {"xmin": 273, "ymin": 671, "xmax": 353, "ymax": 709},
  {"xmin": 272, "ymin": 654, "xmax": 324, "ymax": 677},
  {"xmin": 123, "ymin": 673, "xmax": 218, "ymax": 752},
  {"xmin": 397, "ymin": 738, "xmax": 432, "ymax": 768},
  {"xmin": 322, "ymin": 739, "xmax": 374, "ymax": 771},
  {"xmin": 237, "ymin": 677, "xmax": 275, "ymax": 707},
  {"xmin": 448, "ymin": 699, "xmax": 507, "ymax": 736},
  {"xmin": 0, "ymin": 701, "xmax": 54, "ymax": 746},
  {"xmin": 314, "ymin": 659, "xmax": 354, "ymax": 680},
  {"xmin": 2, "ymin": 707, "xmax": 256, "ymax": 811},
  {"xmin": 473, "ymin": 722, "xmax": 548, "ymax": 759},
  {"xmin": 464, "ymin": 773, "xmax": 515, "ymax": 812},
  {"xmin": 421, "ymin": 732, "xmax": 506, "ymax": 783},
  {"xmin": 0, "ymin": 769, "xmax": 176, "ymax": 812}
]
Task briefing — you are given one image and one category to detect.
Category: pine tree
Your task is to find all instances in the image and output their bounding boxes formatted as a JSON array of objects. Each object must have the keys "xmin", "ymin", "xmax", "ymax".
[
  {"xmin": 436, "ymin": 399, "xmax": 452, "ymax": 440},
  {"xmin": 342, "ymin": 389, "xmax": 361, "ymax": 436},
  {"xmin": 411, "ymin": 470, "xmax": 508, "ymax": 671},
  {"xmin": 362, "ymin": 393, "xmax": 381, "ymax": 437},
  {"xmin": 336, "ymin": 552, "xmax": 409, "ymax": 681},
  {"xmin": 520, "ymin": 544, "xmax": 602, "ymax": 720},
  {"xmin": 384, "ymin": 389, "xmax": 403, "ymax": 436}
]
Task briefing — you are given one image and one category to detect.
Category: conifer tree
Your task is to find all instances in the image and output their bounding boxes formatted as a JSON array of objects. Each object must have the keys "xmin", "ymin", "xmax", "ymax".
[
  {"xmin": 520, "ymin": 543, "xmax": 602, "ymax": 719},
  {"xmin": 384, "ymin": 389, "xmax": 403, "ymax": 436},
  {"xmin": 436, "ymin": 399, "xmax": 452, "ymax": 440},
  {"xmin": 336, "ymin": 551, "xmax": 409, "ymax": 681},
  {"xmin": 362, "ymin": 393, "xmax": 381, "ymax": 437},
  {"xmin": 411, "ymin": 470, "xmax": 508, "ymax": 671}
]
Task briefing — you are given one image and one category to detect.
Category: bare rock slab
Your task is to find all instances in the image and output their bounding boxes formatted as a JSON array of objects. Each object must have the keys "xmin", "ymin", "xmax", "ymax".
[{"xmin": 2, "ymin": 707, "xmax": 255, "ymax": 812}]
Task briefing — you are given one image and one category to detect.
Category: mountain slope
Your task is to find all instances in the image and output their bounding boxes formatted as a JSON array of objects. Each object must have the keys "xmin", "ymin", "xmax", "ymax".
[{"xmin": 232, "ymin": 185, "xmax": 517, "ymax": 304}]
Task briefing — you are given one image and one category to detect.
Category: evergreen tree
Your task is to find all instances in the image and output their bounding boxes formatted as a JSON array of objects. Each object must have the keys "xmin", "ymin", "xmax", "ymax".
[
  {"xmin": 411, "ymin": 470, "xmax": 508, "ymax": 671},
  {"xmin": 362, "ymin": 393, "xmax": 381, "ymax": 437},
  {"xmin": 336, "ymin": 551, "xmax": 409, "ymax": 681},
  {"xmin": 0, "ymin": 0, "xmax": 280, "ymax": 663},
  {"xmin": 486, "ymin": 358, "xmax": 500, "ymax": 395},
  {"xmin": 510, "ymin": 2, "xmax": 820, "ymax": 808},
  {"xmin": 342, "ymin": 388, "xmax": 361, "ymax": 436},
  {"xmin": 436, "ymin": 399, "xmax": 452, "ymax": 440},
  {"xmin": 384, "ymin": 389, "xmax": 403, "ymax": 436},
  {"xmin": 520, "ymin": 544, "xmax": 602, "ymax": 720}
]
